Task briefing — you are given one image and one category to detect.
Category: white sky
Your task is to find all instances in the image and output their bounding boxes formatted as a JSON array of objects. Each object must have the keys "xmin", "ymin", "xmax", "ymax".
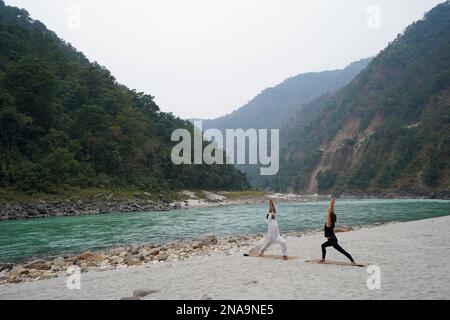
[{"xmin": 4, "ymin": 0, "xmax": 445, "ymax": 119}]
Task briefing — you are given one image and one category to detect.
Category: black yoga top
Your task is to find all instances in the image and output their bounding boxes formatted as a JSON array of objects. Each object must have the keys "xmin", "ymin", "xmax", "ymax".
[
  {"xmin": 324, "ymin": 215, "xmax": 336, "ymax": 238},
  {"xmin": 324, "ymin": 224, "xmax": 335, "ymax": 238}
]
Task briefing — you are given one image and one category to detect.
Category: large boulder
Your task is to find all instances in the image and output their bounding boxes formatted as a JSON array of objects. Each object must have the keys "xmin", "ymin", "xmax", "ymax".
[
  {"xmin": 172, "ymin": 202, "xmax": 182, "ymax": 209},
  {"xmin": 148, "ymin": 248, "xmax": 160, "ymax": 256},
  {"xmin": 51, "ymin": 257, "xmax": 66, "ymax": 268},
  {"xmin": 157, "ymin": 253, "xmax": 169, "ymax": 261},
  {"xmin": 201, "ymin": 235, "xmax": 218, "ymax": 246},
  {"xmin": 7, "ymin": 270, "xmax": 22, "ymax": 283},
  {"xmin": 92, "ymin": 253, "xmax": 108, "ymax": 263},
  {"xmin": 24, "ymin": 260, "xmax": 51, "ymax": 271},
  {"xmin": 36, "ymin": 204, "xmax": 48, "ymax": 215},
  {"xmin": 125, "ymin": 257, "xmax": 141, "ymax": 266},
  {"xmin": 78, "ymin": 252, "xmax": 94, "ymax": 261},
  {"xmin": 192, "ymin": 241, "xmax": 203, "ymax": 249}
]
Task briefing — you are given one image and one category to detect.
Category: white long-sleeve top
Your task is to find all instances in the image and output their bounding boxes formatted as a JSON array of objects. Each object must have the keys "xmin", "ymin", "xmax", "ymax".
[{"xmin": 266, "ymin": 212, "xmax": 281, "ymax": 241}]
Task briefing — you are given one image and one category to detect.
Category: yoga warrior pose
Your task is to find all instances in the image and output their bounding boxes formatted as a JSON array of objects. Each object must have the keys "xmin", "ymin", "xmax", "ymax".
[
  {"xmin": 258, "ymin": 200, "xmax": 288, "ymax": 260},
  {"xmin": 320, "ymin": 197, "xmax": 356, "ymax": 265}
]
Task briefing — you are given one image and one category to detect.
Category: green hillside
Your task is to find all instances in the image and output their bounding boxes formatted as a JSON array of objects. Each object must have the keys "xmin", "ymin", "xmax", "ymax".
[
  {"xmin": 0, "ymin": 1, "xmax": 249, "ymax": 194},
  {"xmin": 272, "ymin": 1, "xmax": 450, "ymax": 196}
]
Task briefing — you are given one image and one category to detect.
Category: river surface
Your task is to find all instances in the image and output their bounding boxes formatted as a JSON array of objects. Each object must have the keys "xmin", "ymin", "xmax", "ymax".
[{"xmin": 1, "ymin": 199, "xmax": 449, "ymax": 262}]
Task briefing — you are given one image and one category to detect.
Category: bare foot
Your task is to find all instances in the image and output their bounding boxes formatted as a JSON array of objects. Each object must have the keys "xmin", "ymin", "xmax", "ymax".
[
  {"xmin": 318, "ymin": 259, "xmax": 325, "ymax": 264},
  {"xmin": 258, "ymin": 252, "xmax": 263, "ymax": 257},
  {"xmin": 351, "ymin": 261, "xmax": 357, "ymax": 266}
]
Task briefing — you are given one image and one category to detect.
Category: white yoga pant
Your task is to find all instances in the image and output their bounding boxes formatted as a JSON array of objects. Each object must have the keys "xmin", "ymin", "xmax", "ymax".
[{"xmin": 260, "ymin": 236, "xmax": 288, "ymax": 256}]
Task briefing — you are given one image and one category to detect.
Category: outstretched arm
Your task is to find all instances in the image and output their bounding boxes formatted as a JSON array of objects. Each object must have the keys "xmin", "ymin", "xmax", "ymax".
[{"xmin": 326, "ymin": 197, "xmax": 335, "ymax": 227}]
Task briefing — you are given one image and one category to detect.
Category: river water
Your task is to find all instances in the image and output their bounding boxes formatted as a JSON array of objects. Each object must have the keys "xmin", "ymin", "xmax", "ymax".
[{"xmin": 0, "ymin": 199, "xmax": 449, "ymax": 262}]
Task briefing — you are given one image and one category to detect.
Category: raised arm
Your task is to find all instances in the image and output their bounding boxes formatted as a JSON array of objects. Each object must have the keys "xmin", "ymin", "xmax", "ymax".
[
  {"xmin": 268, "ymin": 199, "xmax": 276, "ymax": 219},
  {"xmin": 270, "ymin": 200, "xmax": 277, "ymax": 214},
  {"xmin": 326, "ymin": 197, "xmax": 335, "ymax": 227}
]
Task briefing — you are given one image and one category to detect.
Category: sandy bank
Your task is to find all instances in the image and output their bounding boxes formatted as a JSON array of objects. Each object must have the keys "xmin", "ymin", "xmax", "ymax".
[{"xmin": 1, "ymin": 215, "xmax": 449, "ymax": 300}]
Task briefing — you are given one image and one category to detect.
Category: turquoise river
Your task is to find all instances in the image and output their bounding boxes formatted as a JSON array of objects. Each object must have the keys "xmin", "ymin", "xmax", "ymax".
[{"xmin": 0, "ymin": 199, "xmax": 449, "ymax": 262}]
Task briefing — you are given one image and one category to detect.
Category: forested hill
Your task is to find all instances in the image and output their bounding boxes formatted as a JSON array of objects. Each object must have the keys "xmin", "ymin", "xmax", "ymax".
[
  {"xmin": 0, "ymin": 1, "xmax": 249, "ymax": 193},
  {"xmin": 198, "ymin": 58, "xmax": 372, "ymax": 131},
  {"xmin": 269, "ymin": 1, "xmax": 450, "ymax": 196}
]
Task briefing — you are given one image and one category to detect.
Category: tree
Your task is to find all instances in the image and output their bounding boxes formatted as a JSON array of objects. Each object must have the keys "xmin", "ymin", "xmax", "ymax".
[{"xmin": 3, "ymin": 58, "xmax": 56, "ymax": 131}]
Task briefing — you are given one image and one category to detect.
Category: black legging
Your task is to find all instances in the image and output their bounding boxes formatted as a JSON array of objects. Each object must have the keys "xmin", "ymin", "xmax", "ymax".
[{"xmin": 321, "ymin": 237, "xmax": 354, "ymax": 262}]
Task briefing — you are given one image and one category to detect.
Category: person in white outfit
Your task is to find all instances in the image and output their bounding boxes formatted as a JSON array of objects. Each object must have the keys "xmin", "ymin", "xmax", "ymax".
[{"xmin": 258, "ymin": 200, "xmax": 288, "ymax": 260}]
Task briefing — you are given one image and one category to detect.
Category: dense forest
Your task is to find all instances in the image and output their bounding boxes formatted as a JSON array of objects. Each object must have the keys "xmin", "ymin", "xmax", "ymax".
[
  {"xmin": 0, "ymin": 1, "xmax": 249, "ymax": 194},
  {"xmin": 266, "ymin": 1, "xmax": 450, "ymax": 195}
]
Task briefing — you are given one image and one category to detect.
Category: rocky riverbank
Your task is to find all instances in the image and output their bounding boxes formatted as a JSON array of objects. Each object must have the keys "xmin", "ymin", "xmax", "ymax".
[
  {"xmin": 0, "ymin": 234, "xmax": 261, "ymax": 286},
  {"xmin": 0, "ymin": 190, "xmax": 231, "ymax": 221},
  {"xmin": 336, "ymin": 189, "xmax": 450, "ymax": 200},
  {"xmin": 0, "ymin": 198, "xmax": 175, "ymax": 221}
]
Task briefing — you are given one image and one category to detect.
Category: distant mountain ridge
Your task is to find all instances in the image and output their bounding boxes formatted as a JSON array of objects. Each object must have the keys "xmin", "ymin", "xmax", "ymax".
[{"xmin": 193, "ymin": 58, "xmax": 372, "ymax": 131}]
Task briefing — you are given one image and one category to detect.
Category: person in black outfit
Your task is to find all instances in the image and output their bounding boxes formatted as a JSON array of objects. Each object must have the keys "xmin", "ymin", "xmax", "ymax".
[{"xmin": 319, "ymin": 197, "xmax": 356, "ymax": 265}]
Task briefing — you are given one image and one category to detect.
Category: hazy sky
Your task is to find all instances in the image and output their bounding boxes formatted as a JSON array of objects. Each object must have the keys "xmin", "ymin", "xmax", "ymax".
[{"xmin": 5, "ymin": 0, "xmax": 445, "ymax": 119}]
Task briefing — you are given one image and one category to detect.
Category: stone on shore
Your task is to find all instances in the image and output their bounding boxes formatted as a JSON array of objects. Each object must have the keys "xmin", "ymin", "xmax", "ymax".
[
  {"xmin": 7, "ymin": 270, "xmax": 22, "ymax": 283},
  {"xmin": 192, "ymin": 241, "xmax": 203, "ymax": 249},
  {"xmin": 51, "ymin": 257, "xmax": 66, "ymax": 268},
  {"xmin": 78, "ymin": 252, "xmax": 94, "ymax": 261},
  {"xmin": 133, "ymin": 289, "xmax": 159, "ymax": 298},
  {"xmin": 157, "ymin": 253, "xmax": 169, "ymax": 261},
  {"xmin": 202, "ymin": 235, "xmax": 218, "ymax": 246},
  {"xmin": 125, "ymin": 257, "xmax": 141, "ymax": 266},
  {"xmin": 92, "ymin": 253, "xmax": 108, "ymax": 263},
  {"xmin": 24, "ymin": 260, "xmax": 51, "ymax": 271},
  {"xmin": 148, "ymin": 248, "xmax": 160, "ymax": 256},
  {"xmin": 172, "ymin": 202, "xmax": 182, "ymax": 209}
]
